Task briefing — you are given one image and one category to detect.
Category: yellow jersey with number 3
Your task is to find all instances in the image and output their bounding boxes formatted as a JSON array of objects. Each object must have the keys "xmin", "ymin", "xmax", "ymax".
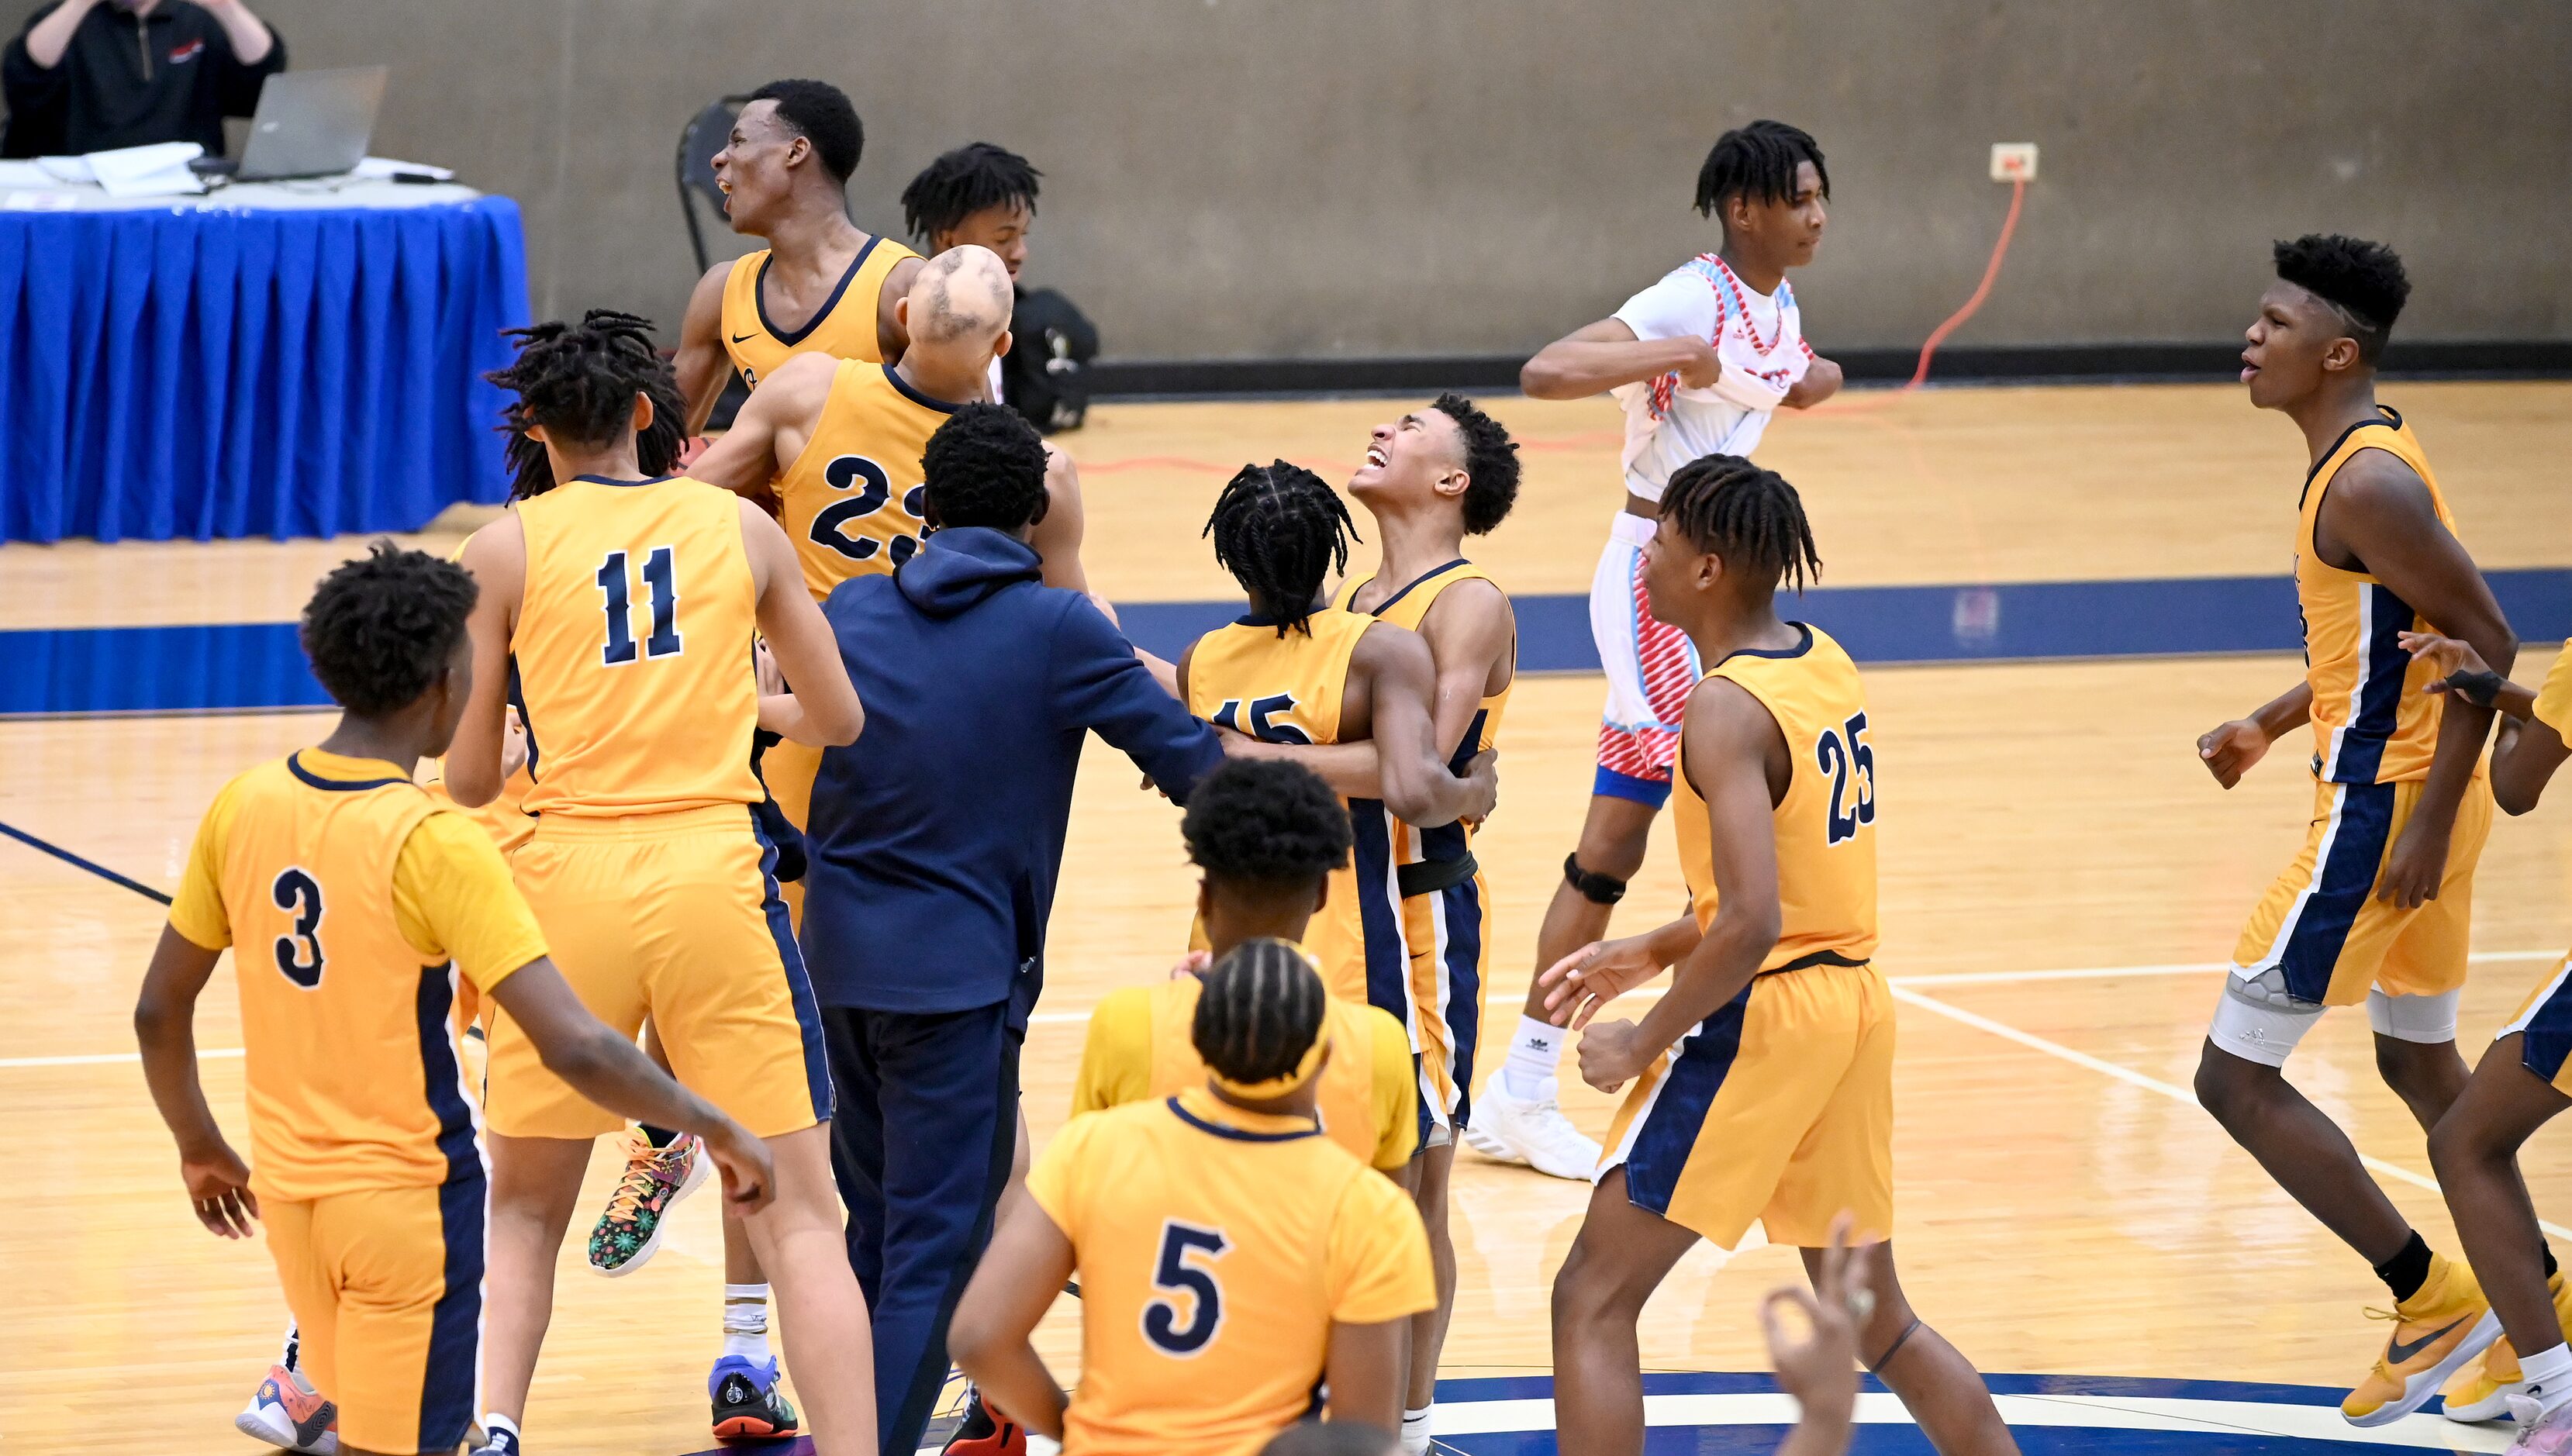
[
  {"xmin": 166, "ymin": 750, "xmax": 546, "ymax": 1201},
  {"xmin": 775, "ymin": 360, "xmax": 961, "ymax": 602},
  {"xmin": 720, "ymin": 234, "xmax": 922, "ymax": 387},
  {"xmin": 1182, "ymin": 609, "xmax": 1376, "ymax": 998},
  {"xmin": 1027, "ymin": 1089, "xmax": 1435, "ymax": 1456},
  {"xmin": 2298, "ymin": 408, "xmax": 2465, "ymax": 785},
  {"xmin": 512, "ymin": 476, "xmax": 762, "ymax": 817},
  {"xmin": 1673, "ymin": 623, "xmax": 1878, "ymax": 971}
]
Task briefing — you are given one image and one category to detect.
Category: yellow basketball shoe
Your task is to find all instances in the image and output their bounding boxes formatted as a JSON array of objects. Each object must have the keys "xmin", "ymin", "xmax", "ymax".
[
  {"xmin": 2444, "ymin": 1273, "xmax": 2572, "ymax": 1424},
  {"xmin": 2346, "ymin": 1254, "xmax": 2503, "ymax": 1427}
]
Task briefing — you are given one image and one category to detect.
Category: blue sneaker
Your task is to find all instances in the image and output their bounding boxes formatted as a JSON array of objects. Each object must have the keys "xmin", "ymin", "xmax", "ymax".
[{"xmin": 709, "ymin": 1354, "xmax": 799, "ymax": 1440}]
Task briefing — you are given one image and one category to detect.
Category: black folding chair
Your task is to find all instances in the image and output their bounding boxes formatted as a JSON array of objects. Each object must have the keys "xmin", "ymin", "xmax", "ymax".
[{"xmin": 676, "ymin": 95, "xmax": 753, "ymax": 276}]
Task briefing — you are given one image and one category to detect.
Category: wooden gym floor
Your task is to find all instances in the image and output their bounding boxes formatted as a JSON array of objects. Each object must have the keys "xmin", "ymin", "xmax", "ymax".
[{"xmin": 5, "ymin": 381, "xmax": 2572, "ymax": 1452}]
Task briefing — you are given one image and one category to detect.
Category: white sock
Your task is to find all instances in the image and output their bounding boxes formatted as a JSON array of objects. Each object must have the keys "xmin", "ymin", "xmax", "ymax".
[
  {"xmin": 1500, "ymin": 1016, "xmax": 1562, "ymax": 1099},
  {"xmin": 479, "ymin": 1412, "xmax": 521, "ymax": 1454},
  {"xmin": 279, "ymin": 1320, "xmax": 301, "ymax": 1374},
  {"xmin": 1400, "ymin": 1404, "xmax": 1434, "ymax": 1454},
  {"xmin": 723, "ymin": 1282, "xmax": 773, "ymax": 1362},
  {"xmin": 2523, "ymin": 1342, "xmax": 2572, "ymax": 1413}
]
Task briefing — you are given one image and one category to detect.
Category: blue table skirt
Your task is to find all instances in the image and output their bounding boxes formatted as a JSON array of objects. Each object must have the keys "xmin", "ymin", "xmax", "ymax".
[{"xmin": 1, "ymin": 196, "xmax": 531, "ymax": 543}]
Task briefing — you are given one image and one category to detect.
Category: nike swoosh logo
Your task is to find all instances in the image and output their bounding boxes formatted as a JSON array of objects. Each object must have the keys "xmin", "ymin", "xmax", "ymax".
[
  {"xmin": 730, "ymin": 332, "xmax": 758, "ymax": 343},
  {"xmin": 2385, "ymin": 1317, "xmax": 2466, "ymax": 1365}
]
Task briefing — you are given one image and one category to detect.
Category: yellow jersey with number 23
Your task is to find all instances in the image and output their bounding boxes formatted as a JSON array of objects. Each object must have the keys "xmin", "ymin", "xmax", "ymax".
[{"xmin": 774, "ymin": 359, "xmax": 961, "ymax": 603}]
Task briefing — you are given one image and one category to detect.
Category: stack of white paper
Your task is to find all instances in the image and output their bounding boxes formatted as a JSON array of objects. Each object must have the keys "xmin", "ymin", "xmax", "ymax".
[{"xmin": 84, "ymin": 142, "xmax": 207, "ymax": 198}]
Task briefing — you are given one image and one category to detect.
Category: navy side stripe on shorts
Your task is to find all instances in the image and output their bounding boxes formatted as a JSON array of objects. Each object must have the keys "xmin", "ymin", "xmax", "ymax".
[
  {"xmin": 2327, "ymin": 584, "xmax": 2417, "ymax": 785},
  {"xmin": 413, "ymin": 964, "xmax": 484, "ymax": 1453},
  {"xmin": 2521, "ymin": 976, "xmax": 2572, "ymax": 1085},
  {"xmin": 1623, "ymin": 982, "xmax": 1756, "ymax": 1216},
  {"xmin": 1439, "ymin": 876, "xmax": 1485, "ymax": 1127},
  {"xmin": 1348, "ymin": 799, "xmax": 1410, "ymax": 1023},
  {"xmin": 753, "ymin": 812, "xmax": 835, "ymax": 1123},
  {"xmin": 2276, "ymin": 782, "xmax": 2398, "ymax": 1002}
]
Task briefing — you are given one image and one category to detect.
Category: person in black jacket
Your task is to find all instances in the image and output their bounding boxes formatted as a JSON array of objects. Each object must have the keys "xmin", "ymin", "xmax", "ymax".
[
  {"xmin": 801, "ymin": 400, "xmax": 1226, "ymax": 1456},
  {"xmin": 2, "ymin": 0, "xmax": 282, "ymax": 159}
]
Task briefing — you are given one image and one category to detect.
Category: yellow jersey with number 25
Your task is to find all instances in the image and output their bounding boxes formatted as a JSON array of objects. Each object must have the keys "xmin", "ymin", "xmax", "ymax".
[{"xmin": 1028, "ymin": 1088, "xmax": 1434, "ymax": 1456}]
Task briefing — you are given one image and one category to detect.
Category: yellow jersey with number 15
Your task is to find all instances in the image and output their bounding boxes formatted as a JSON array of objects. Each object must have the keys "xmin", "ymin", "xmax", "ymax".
[
  {"xmin": 512, "ymin": 475, "xmax": 763, "ymax": 818},
  {"xmin": 1674, "ymin": 623, "xmax": 1879, "ymax": 971},
  {"xmin": 775, "ymin": 360, "xmax": 961, "ymax": 603},
  {"xmin": 2298, "ymin": 408, "xmax": 2467, "ymax": 786},
  {"xmin": 1028, "ymin": 1089, "xmax": 1435, "ymax": 1456},
  {"xmin": 1182, "ymin": 609, "xmax": 1376, "ymax": 1000},
  {"xmin": 720, "ymin": 234, "xmax": 923, "ymax": 387}
]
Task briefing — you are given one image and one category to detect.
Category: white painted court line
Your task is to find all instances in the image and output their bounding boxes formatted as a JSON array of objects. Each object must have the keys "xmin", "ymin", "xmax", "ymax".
[
  {"xmin": 1889, "ymin": 982, "xmax": 2572, "ymax": 1242},
  {"xmin": 8, "ymin": 947, "xmax": 2561, "ymax": 1068}
]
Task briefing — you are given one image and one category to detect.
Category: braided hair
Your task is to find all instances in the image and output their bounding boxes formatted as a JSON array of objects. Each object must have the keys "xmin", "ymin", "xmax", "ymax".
[
  {"xmin": 1203, "ymin": 461, "xmax": 1358, "ymax": 637},
  {"xmin": 1191, "ymin": 938, "xmax": 1327, "ymax": 1088},
  {"xmin": 487, "ymin": 310, "xmax": 685, "ymax": 500},
  {"xmin": 1659, "ymin": 453, "xmax": 1822, "ymax": 593},
  {"xmin": 901, "ymin": 142, "xmax": 1041, "ymax": 243},
  {"xmin": 1695, "ymin": 119, "xmax": 1829, "ymax": 219}
]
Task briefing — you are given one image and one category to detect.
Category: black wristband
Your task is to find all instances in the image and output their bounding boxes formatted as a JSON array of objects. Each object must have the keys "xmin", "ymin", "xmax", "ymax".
[
  {"xmin": 2446, "ymin": 668, "xmax": 2505, "ymax": 707},
  {"xmin": 1562, "ymin": 852, "xmax": 1628, "ymax": 906}
]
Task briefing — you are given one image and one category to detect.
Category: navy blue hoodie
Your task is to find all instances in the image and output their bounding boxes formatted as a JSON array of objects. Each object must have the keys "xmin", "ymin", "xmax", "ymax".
[{"xmin": 799, "ymin": 526, "xmax": 1224, "ymax": 1013}]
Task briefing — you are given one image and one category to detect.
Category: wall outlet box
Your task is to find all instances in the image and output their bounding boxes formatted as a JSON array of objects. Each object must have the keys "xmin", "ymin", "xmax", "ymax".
[{"xmin": 1990, "ymin": 142, "xmax": 2039, "ymax": 182}]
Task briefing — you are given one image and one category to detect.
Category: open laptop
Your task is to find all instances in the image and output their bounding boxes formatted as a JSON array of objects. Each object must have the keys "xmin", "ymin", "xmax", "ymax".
[{"xmin": 195, "ymin": 66, "xmax": 388, "ymax": 181}]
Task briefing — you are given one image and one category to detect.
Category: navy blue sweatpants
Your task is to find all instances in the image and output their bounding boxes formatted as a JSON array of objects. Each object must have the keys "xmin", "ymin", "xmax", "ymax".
[{"xmin": 823, "ymin": 999, "xmax": 1020, "ymax": 1456}]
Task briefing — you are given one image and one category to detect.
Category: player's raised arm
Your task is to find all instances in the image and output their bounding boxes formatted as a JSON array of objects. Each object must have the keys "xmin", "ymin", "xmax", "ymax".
[
  {"xmin": 1521, "ymin": 316, "xmax": 1721, "ymax": 401},
  {"xmin": 675, "ymin": 262, "xmax": 737, "ymax": 436},
  {"xmin": 740, "ymin": 499, "xmax": 862, "ymax": 747},
  {"xmin": 1353, "ymin": 620, "xmax": 1497, "ymax": 828},
  {"xmin": 1573, "ymin": 676, "xmax": 1783, "ymax": 1095},
  {"xmin": 446, "ymin": 515, "xmax": 526, "ymax": 808}
]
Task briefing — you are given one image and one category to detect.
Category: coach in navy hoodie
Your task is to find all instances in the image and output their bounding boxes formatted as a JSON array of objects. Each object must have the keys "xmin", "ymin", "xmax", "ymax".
[{"xmin": 799, "ymin": 401, "xmax": 1223, "ymax": 1455}]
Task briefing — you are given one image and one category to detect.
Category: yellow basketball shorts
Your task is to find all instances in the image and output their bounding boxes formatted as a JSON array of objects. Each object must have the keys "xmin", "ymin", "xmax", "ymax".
[
  {"xmin": 2501, "ymin": 954, "xmax": 2572, "ymax": 1092},
  {"xmin": 1390, "ymin": 869, "xmax": 1490, "ymax": 1147},
  {"xmin": 264, "ymin": 1176, "xmax": 482, "ymax": 1454},
  {"xmin": 2231, "ymin": 774, "xmax": 2492, "ymax": 1006},
  {"xmin": 485, "ymin": 804, "xmax": 830, "ymax": 1140},
  {"xmin": 1600, "ymin": 958, "xmax": 1894, "ymax": 1251},
  {"xmin": 761, "ymin": 737, "xmax": 821, "ymax": 926}
]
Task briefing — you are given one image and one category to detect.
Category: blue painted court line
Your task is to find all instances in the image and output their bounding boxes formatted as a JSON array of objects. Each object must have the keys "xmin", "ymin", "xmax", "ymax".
[
  {"xmin": 7, "ymin": 569, "xmax": 2570, "ymax": 716},
  {"xmin": 0, "ymin": 819, "xmax": 173, "ymax": 903}
]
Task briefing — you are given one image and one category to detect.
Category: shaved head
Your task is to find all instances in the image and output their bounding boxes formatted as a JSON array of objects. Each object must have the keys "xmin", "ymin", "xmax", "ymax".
[{"xmin": 907, "ymin": 246, "xmax": 1012, "ymax": 347}]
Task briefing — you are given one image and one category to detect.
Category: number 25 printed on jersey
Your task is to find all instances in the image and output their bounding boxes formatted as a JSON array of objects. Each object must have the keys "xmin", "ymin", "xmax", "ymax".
[{"xmin": 1816, "ymin": 711, "xmax": 1876, "ymax": 846}]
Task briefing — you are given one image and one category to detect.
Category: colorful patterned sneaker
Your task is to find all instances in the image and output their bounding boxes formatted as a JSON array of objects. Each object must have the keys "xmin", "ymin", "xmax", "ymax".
[
  {"xmin": 940, "ymin": 1387, "xmax": 1027, "ymax": 1456},
  {"xmin": 2508, "ymin": 1392, "xmax": 2572, "ymax": 1454},
  {"xmin": 709, "ymin": 1354, "xmax": 800, "ymax": 1440},
  {"xmin": 2345, "ymin": 1254, "xmax": 2502, "ymax": 1427},
  {"xmin": 236, "ymin": 1364, "xmax": 339, "ymax": 1454},
  {"xmin": 585, "ymin": 1128, "xmax": 708, "ymax": 1277}
]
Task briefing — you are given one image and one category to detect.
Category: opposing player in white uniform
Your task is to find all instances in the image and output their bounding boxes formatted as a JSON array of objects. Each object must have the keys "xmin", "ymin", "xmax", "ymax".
[{"xmin": 1469, "ymin": 119, "xmax": 1845, "ymax": 1178}]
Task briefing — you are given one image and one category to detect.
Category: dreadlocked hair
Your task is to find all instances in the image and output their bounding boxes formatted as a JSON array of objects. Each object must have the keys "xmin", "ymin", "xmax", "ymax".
[
  {"xmin": 1191, "ymin": 938, "xmax": 1327, "ymax": 1088},
  {"xmin": 1203, "ymin": 461, "xmax": 1358, "ymax": 637},
  {"xmin": 300, "ymin": 542, "xmax": 479, "ymax": 716},
  {"xmin": 2273, "ymin": 233, "xmax": 2410, "ymax": 364},
  {"xmin": 901, "ymin": 142, "xmax": 1041, "ymax": 243},
  {"xmin": 486, "ymin": 310, "xmax": 681, "ymax": 499},
  {"xmin": 1182, "ymin": 759, "xmax": 1352, "ymax": 888},
  {"xmin": 1659, "ymin": 453, "xmax": 1822, "ymax": 592},
  {"xmin": 1695, "ymin": 119, "xmax": 1829, "ymax": 219},
  {"xmin": 495, "ymin": 312, "xmax": 686, "ymax": 499},
  {"xmin": 1428, "ymin": 392, "xmax": 1521, "ymax": 535}
]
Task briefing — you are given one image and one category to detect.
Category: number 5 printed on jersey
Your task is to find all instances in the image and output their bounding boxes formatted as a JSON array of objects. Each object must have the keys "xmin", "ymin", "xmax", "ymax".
[
  {"xmin": 1141, "ymin": 1219, "xmax": 1230, "ymax": 1356},
  {"xmin": 1814, "ymin": 710, "xmax": 1876, "ymax": 846}
]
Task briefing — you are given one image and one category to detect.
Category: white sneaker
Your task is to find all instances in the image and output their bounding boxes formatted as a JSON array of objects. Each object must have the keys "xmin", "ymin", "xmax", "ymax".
[
  {"xmin": 1462, "ymin": 1074, "xmax": 1601, "ymax": 1182},
  {"xmin": 236, "ymin": 1364, "xmax": 338, "ymax": 1454}
]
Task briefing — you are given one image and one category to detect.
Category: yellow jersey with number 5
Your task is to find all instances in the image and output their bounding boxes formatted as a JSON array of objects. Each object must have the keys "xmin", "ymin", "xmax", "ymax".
[
  {"xmin": 720, "ymin": 234, "xmax": 922, "ymax": 387},
  {"xmin": 1027, "ymin": 1089, "xmax": 1435, "ymax": 1456},
  {"xmin": 775, "ymin": 360, "xmax": 961, "ymax": 602},
  {"xmin": 512, "ymin": 475, "xmax": 762, "ymax": 817},
  {"xmin": 1673, "ymin": 623, "xmax": 1878, "ymax": 971}
]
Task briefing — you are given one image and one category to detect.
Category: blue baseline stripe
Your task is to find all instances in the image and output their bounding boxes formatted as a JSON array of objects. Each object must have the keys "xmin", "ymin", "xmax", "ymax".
[{"xmin": 9, "ymin": 569, "xmax": 2572, "ymax": 716}]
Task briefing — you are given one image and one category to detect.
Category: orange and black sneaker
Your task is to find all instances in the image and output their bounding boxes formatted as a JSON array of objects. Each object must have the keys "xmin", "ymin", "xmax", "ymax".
[
  {"xmin": 940, "ymin": 1389, "xmax": 1027, "ymax": 1456},
  {"xmin": 2346, "ymin": 1253, "xmax": 2502, "ymax": 1427},
  {"xmin": 2445, "ymin": 1271, "xmax": 2572, "ymax": 1423},
  {"xmin": 710, "ymin": 1354, "xmax": 800, "ymax": 1441},
  {"xmin": 236, "ymin": 1364, "xmax": 339, "ymax": 1454}
]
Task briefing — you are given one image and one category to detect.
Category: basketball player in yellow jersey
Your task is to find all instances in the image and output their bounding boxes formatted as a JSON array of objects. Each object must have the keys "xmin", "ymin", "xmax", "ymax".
[
  {"xmin": 1180, "ymin": 461, "xmax": 1497, "ymax": 999},
  {"xmin": 135, "ymin": 544, "xmax": 775, "ymax": 1456},
  {"xmin": 1076, "ymin": 759, "xmax": 1417, "ymax": 1173},
  {"xmin": 674, "ymin": 78, "xmax": 924, "ymax": 430},
  {"xmin": 1543, "ymin": 455, "xmax": 2014, "ymax": 1456},
  {"xmin": 445, "ymin": 315, "xmax": 874, "ymax": 1456},
  {"xmin": 2190, "ymin": 236, "xmax": 2519, "ymax": 1428},
  {"xmin": 951, "ymin": 941, "xmax": 1435, "ymax": 1453}
]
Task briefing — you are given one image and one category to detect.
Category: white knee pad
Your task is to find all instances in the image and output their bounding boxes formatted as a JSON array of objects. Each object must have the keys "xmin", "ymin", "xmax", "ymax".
[
  {"xmin": 2368, "ymin": 987, "xmax": 2461, "ymax": 1044},
  {"xmin": 2207, "ymin": 967, "xmax": 2324, "ymax": 1068}
]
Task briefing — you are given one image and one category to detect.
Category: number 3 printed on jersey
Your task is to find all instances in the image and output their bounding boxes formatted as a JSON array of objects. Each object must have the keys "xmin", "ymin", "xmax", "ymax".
[
  {"xmin": 1141, "ymin": 1219, "xmax": 1230, "ymax": 1356},
  {"xmin": 271, "ymin": 867, "xmax": 325, "ymax": 988},
  {"xmin": 1814, "ymin": 710, "xmax": 1876, "ymax": 845}
]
